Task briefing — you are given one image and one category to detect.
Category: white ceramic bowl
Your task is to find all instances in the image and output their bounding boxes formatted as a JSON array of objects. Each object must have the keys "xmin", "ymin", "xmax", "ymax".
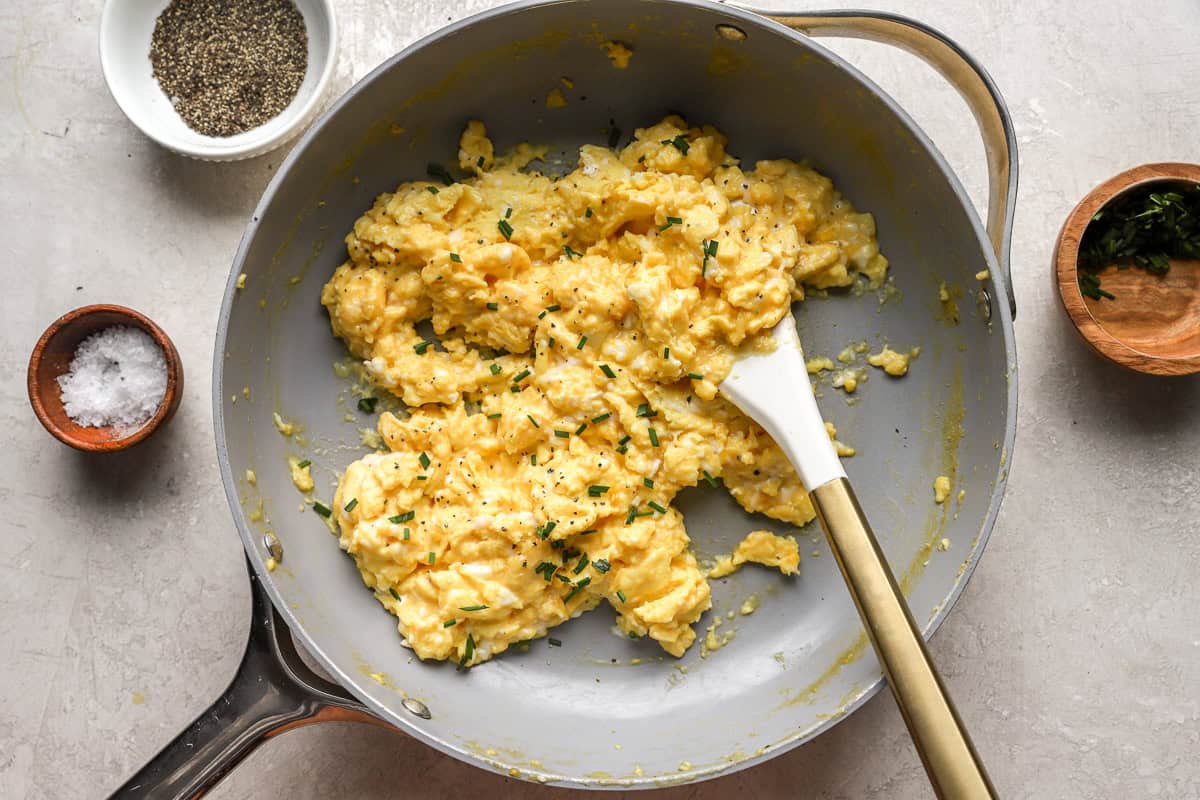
[{"xmin": 100, "ymin": 0, "xmax": 337, "ymax": 161}]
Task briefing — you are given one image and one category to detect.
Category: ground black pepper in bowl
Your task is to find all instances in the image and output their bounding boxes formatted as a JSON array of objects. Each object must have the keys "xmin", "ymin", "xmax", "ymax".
[{"xmin": 150, "ymin": 0, "xmax": 308, "ymax": 138}]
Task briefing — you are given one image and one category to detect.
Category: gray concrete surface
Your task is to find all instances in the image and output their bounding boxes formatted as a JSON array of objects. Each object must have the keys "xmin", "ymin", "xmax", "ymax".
[{"xmin": 3, "ymin": 0, "xmax": 1198, "ymax": 797}]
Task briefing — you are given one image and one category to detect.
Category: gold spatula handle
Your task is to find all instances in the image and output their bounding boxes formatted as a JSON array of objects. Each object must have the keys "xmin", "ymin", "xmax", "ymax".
[{"xmin": 810, "ymin": 478, "xmax": 998, "ymax": 799}]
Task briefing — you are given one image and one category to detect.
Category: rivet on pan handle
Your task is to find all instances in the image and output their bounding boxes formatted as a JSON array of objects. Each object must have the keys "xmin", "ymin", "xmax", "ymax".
[
  {"xmin": 754, "ymin": 8, "xmax": 1020, "ymax": 320},
  {"xmin": 105, "ymin": 560, "xmax": 401, "ymax": 799}
]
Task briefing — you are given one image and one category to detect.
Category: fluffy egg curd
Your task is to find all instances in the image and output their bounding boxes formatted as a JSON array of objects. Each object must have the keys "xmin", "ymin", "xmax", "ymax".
[{"xmin": 320, "ymin": 116, "xmax": 889, "ymax": 667}]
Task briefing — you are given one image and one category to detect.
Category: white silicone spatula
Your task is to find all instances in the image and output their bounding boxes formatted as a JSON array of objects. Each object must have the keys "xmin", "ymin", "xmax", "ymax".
[{"xmin": 720, "ymin": 317, "xmax": 997, "ymax": 799}]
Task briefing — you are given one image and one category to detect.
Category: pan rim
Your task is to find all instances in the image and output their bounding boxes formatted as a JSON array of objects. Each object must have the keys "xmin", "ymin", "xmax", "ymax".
[{"xmin": 211, "ymin": 0, "xmax": 1019, "ymax": 788}]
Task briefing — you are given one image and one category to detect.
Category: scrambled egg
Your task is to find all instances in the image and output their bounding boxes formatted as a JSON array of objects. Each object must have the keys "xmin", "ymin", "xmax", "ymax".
[
  {"xmin": 288, "ymin": 457, "xmax": 314, "ymax": 493},
  {"xmin": 604, "ymin": 41, "xmax": 633, "ymax": 69},
  {"xmin": 321, "ymin": 116, "xmax": 887, "ymax": 666},
  {"xmin": 867, "ymin": 346, "xmax": 912, "ymax": 376},
  {"xmin": 933, "ymin": 475, "xmax": 952, "ymax": 504},
  {"xmin": 709, "ymin": 530, "xmax": 800, "ymax": 578}
]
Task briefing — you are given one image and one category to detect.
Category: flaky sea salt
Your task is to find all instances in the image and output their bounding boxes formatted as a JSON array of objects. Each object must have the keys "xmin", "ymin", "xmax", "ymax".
[{"xmin": 57, "ymin": 326, "xmax": 167, "ymax": 430}]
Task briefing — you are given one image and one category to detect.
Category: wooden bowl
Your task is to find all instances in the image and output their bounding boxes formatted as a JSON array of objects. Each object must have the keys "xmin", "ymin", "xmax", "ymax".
[
  {"xmin": 27, "ymin": 304, "xmax": 183, "ymax": 452},
  {"xmin": 1055, "ymin": 162, "xmax": 1200, "ymax": 375}
]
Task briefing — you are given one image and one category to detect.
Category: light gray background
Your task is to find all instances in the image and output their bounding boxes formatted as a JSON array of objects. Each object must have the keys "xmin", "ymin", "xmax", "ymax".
[{"xmin": 2, "ymin": 1, "xmax": 1198, "ymax": 798}]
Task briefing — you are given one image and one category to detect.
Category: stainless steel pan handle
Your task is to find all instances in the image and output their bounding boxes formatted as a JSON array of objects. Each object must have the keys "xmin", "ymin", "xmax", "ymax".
[
  {"xmin": 107, "ymin": 561, "xmax": 386, "ymax": 799},
  {"xmin": 761, "ymin": 8, "xmax": 1019, "ymax": 319}
]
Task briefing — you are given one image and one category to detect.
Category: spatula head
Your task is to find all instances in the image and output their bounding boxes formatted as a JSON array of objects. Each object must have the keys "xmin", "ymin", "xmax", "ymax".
[{"xmin": 720, "ymin": 317, "xmax": 846, "ymax": 491}]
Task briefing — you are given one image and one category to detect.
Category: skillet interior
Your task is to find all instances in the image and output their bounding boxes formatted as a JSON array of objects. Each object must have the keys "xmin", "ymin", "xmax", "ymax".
[{"xmin": 214, "ymin": 0, "xmax": 1015, "ymax": 786}]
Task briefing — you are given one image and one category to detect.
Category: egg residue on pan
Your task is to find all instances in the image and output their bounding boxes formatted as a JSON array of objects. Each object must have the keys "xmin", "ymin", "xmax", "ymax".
[{"xmin": 320, "ymin": 116, "xmax": 889, "ymax": 666}]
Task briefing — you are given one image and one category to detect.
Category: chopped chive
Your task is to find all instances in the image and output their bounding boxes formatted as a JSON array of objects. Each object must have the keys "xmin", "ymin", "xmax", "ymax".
[
  {"xmin": 702, "ymin": 470, "xmax": 719, "ymax": 488},
  {"xmin": 702, "ymin": 238, "xmax": 719, "ymax": 277},
  {"xmin": 648, "ymin": 501, "xmax": 667, "ymax": 514},
  {"xmin": 403, "ymin": 528, "xmax": 410, "ymax": 540},
  {"xmin": 459, "ymin": 604, "xmax": 489, "ymax": 612},
  {"xmin": 510, "ymin": 386, "xmax": 521, "ymax": 393},
  {"xmin": 607, "ymin": 126, "xmax": 621, "ymax": 148},
  {"xmin": 419, "ymin": 452, "xmax": 431, "ymax": 469},
  {"xmin": 344, "ymin": 498, "xmax": 359, "ymax": 512},
  {"xmin": 564, "ymin": 576, "xmax": 591, "ymax": 602},
  {"xmin": 575, "ymin": 423, "xmax": 588, "ymax": 435},
  {"xmin": 535, "ymin": 561, "xmax": 557, "ymax": 581},
  {"xmin": 477, "ymin": 155, "xmax": 485, "ymax": 167},
  {"xmin": 297, "ymin": 459, "xmax": 311, "ymax": 468},
  {"xmin": 394, "ymin": 510, "xmax": 415, "ymax": 523},
  {"xmin": 588, "ymin": 484, "xmax": 610, "ymax": 496},
  {"xmin": 591, "ymin": 412, "xmax": 610, "ymax": 423},
  {"xmin": 426, "ymin": 186, "xmax": 440, "ymax": 195},
  {"xmin": 426, "ymin": 163, "xmax": 453, "ymax": 185},
  {"xmin": 489, "ymin": 363, "xmax": 502, "ymax": 375},
  {"xmin": 659, "ymin": 216, "xmax": 682, "ymax": 231},
  {"xmin": 616, "ymin": 445, "xmax": 628, "ymax": 454},
  {"xmin": 486, "ymin": 302, "xmax": 499, "ymax": 310},
  {"xmin": 545, "ymin": 304, "xmax": 561, "ymax": 312},
  {"xmin": 563, "ymin": 245, "xmax": 583, "ymax": 259},
  {"xmin": 643, "ymin": 477, "xmax": 654, "ymax": 488},
  {"xmin": 687, "ymin": 372, "xmax": 705, "ymax": 380},
  {"xmin": 625, "ymin": 505, "xmax": 638, "ymax": 524},
  {"xmin": 600, "ymin": 364, "xmax": 616, "ymax": 379},
  {"xmin": 573, "ymin": 553, "xmax": 590, "ymax": 574},
  {"xmin": 548, "ymin": 637, "xmax": 562, "ymax": 647},
  {"xmin": 619, "ymin": 435, "xmax": 632, "ymax": 445},
  {"xmin": 576, "ymin": 335, "xmax": 588, "ymax": 349},
  {"xmin": 554, "ymin": 429, "xmax": 570, "ymax": 439},
  {"xmin": 414, "ymin": 340, "xmax": 433, "ymax": 355},
  {"xmin": 593, "ymin": 558, "xmax": 611, "ymax": 574},
  {"xmin": 417, "ymin": 475, "xmax": 427, "ymax": 481},
  {"xmin": 313, "ymin": 501, "xmax": 332, "ymax": 518},
  {"xmin": 498, "ymin": 219, "xmax": 514, "ymax": 240},
  {"xmin": 512, "ymin": 369, "xmax": 532, "ymax": 383},
  {"xmin": 648, "ymin": 427, "xmax": 659, "ymax": 447},
  {"xmin": 463, "ymin": 633, "xmax": 475, "ymax": 663},
  {"xmin": 663, "ymin": 347, "xmax": 670, "ymax": 358},
  {"xmin": 635, "ymin": 403, "xmax": 657, "ymax": 418},
  {"xmin": 428, "ymin": 552, "xmax": 436, "ymax": 565},
  {"xmin": 486, "ymin": 412, "xmax": 502, "ymax": 419},
  {"xmin": 628, "ymin": 631, "xmax": 640, "ymax": 639},
  {"xmin": 531, "ymin": 454, "xmax": 537, "ymax": 466},
  {"xmin": 636, "ymin": 509, "xmax": 653, "ymax": 518},
  {"xmin": 443, "ymin": 619, "xmax": 457, "ymax": 627},
  {"xmin": 388, "ymin": 514, "xmax": 403, "ymax": 524},
  {"xmin": 357, "ymin": 396, "xmax": 378, "ymax": 413},
  {"xmin": 527, "ymin": 414, "xmax": 540, "ymax": 428},
  {"xmin": 389, "ymin": 588, "xmax": 402, "ymax": 601},
  {"xmin": 616, "ymin": 589, "xmax": 626, "ymax": 602},
  {"xmin": 585, "ymin": 207, "xmax": 594, "ymax": 218},
  {"xmin": 449, "ymin": 252, "xmax": 462, "ymax": 263},
  {"xmin": 661, "ymin": 134, "xmax": 690, "ymax": 155},
  {"xmin": 505, "ymin": 207, "xmax": 513, "ymax": 219}
]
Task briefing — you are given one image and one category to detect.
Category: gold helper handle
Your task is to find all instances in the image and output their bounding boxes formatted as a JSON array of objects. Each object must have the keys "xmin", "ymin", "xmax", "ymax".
[{"xmin": 811, "ymin": 479, "xmax": 997, "ymax": 799}]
